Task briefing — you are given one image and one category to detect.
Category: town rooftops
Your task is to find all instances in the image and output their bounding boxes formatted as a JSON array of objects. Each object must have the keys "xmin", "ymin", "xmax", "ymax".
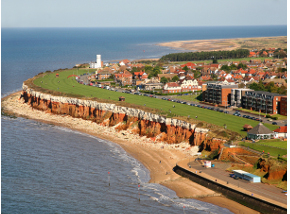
[
  {"xmin": 273, "ymin": 126, "xmax": 287, "ymax": 133},
  {"xmin": 247, "ymin": 123, "xmax": 273, "ymax": 135}
]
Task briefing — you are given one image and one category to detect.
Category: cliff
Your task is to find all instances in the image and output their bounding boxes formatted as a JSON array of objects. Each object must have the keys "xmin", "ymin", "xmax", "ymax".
[{"xmin": 21, "ymin": 84, "xmax": 211, "ymax": 145}]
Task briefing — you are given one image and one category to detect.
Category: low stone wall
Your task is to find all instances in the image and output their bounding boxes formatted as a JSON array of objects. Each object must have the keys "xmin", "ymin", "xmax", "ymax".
[{"xmin": 174, "ymin": 164, "xmax": 287, "ymax": 214}]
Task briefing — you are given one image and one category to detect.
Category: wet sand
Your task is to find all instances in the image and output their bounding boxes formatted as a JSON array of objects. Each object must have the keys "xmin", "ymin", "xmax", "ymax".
[{"xmin": 2, "ymin": 92, "xmax": 259, "ymax": 214}]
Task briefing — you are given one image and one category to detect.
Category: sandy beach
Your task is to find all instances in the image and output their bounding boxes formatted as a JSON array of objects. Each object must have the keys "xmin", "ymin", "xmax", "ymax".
[
  {"xmin": 157, "ymin": 36, "xmax": 287, "ymax": 52},
  {"xmin": 2, "ymin": 92, "xmax": 259, "ymax": 214}
]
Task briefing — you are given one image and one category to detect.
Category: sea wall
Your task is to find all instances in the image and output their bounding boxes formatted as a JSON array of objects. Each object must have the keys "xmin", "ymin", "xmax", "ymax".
[
  {"xmin": 21, "ymin": 84, "xmax": 210, "ymax": 145},
  {"xmin": 174, "ymin": 164, "xmax": 287, "ymax": 214}
]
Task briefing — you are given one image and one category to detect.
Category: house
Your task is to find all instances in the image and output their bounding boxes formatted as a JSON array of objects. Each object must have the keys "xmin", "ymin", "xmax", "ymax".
[
  {"xmin": 163, "ymin": 82, "xmax": 181, "ymax": 93},
  {"xmin": 114, "ymin": 70, "xmax": 133, "ymax": 86},
  {"xmin": 273, "ymin": 126, "xmax": 287, "ymax": 139},
  {"xmin": 158, "ymin": 73, "xmax": 177, "ymax": 81},
  {"xmin": 263, "ymin": 79, "xmax": 287, "ymax": 87},
  {"xmin": 97, "ymin": 70, "xmax": 112, "ymax": 80},
  {"xmin": 119, "ymin": 59, "xmax": 130, "ymax": 66},
  {"xmin": 179, "ymin": 78, "xmax": 199, "ymax": 92},
  {"xmin": 181, "ymin": 62, "xmax": 197, "ymax": 69},
  {"xmin": 247, "ymin": 123, "xmax": 274, "ymax": 140}
]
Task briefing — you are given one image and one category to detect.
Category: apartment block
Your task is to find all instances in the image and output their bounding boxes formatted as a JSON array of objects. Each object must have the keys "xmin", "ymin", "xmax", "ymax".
[
  {"xmin": 203, "ymin": 82, "xmax": 238, "ymax": 106},
  {"xmin": 242, "ymin": 91, "xmax": 284, "ymax": 115},
  {"xmin": 231, "ymin": 88, "xmax": 254, "ymax": 107},
  {"xmin": 280, "ymin": 96, "xmax": 287, "ymax": 116}
]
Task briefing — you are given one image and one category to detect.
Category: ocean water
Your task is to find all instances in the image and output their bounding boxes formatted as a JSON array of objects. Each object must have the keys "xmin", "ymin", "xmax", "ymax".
[{"xmin": 1, "ymin": 26, "xmax": 287, "ymax": 213}]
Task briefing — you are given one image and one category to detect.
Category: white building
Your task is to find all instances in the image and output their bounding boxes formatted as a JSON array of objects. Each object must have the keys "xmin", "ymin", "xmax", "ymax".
[{"xmin": 90, "ymin": 54, "xmax": 102, "ymax": 68}]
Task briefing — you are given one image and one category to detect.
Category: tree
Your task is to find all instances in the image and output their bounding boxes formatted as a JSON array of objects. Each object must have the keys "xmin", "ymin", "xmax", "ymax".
[
  {"xmin": 212, "ymin": 58, "xmax": 218, "ymax": 63},
  {"xmin": 237, "ymin": 63, "xmax": 247, "ymax": 70},
  {"xmin": 172, "ymin": 75, "xmax": 179, "ymax": 82},
  {"xmin": 182, "ymin": 66, "xmax": 189, "ymax": 71},
  {"xmin": 160, "ymin": 77, "xmax": 169, "ymax": 84}
]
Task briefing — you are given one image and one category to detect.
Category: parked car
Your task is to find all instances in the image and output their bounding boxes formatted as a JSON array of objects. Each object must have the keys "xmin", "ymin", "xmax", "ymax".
[
  {"xmin": 162, "ymin": 97, "xmax": 166, "ymax": 100},
  {"xmin": 267, "ymin": 118, "xmax": 273, "ymax": 121},
  {"xmin": 224, "ymin": 111, "xmax": 229, "ymax": 114},
  {"xmin": 272, "ymin": 122, "xmax": 278, "ymax": 125}
]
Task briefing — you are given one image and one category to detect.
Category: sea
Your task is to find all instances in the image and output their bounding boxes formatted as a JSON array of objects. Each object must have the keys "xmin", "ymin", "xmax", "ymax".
[{"xmin": 1, "ymin": 26, "xmax": 287, "ymax": 214}]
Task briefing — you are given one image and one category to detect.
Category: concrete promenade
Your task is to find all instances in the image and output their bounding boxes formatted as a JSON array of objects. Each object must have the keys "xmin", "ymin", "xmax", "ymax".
[{"xmin": 175, "ymin": 159, "xmax": 287, "ymax": 213}]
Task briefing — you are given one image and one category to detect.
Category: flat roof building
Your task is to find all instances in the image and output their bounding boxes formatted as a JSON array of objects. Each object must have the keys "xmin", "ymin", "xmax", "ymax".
[
  {"xmin": 242, "ymin": 91, "xmax": 284, "ymax": 115},
  {"xmin": 203, "ymin": 81, "xmax": 238, "ymax": 106},
  {"xmin": 233, "ymin": 170, "xmax": 261, "ymax": 183}
]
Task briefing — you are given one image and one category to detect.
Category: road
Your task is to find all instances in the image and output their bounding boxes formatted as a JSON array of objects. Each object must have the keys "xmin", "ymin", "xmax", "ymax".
[{"xmin": 78, "ymin": 73, "xmax": 286, "ymax": 127}]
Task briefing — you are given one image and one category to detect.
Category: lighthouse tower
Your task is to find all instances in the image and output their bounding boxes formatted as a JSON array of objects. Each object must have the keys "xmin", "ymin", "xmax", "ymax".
[
  {"xmin": 96, "ymin": 55, "xmax": 101, "ymax": 68},
  {"xmin": 89, "ymin": 54, "xmax": 102, "ymax": 68}
]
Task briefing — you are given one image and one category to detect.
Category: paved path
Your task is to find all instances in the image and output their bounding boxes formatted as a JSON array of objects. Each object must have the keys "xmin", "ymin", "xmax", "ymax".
[{"xmin": 178, "ymin": 159, "xmax": 287, "ymax": 208}]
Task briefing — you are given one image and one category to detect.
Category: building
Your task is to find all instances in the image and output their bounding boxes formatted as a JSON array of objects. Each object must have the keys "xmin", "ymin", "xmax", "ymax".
[
  {"xmin": 163, "ymin": 82, "xmax": 181, "ymax": 93},
  {"xmin": 280, "ymin": 96, "xmax": 287, "ymax": 116},
  {"xmin": 203, "ymin": 82, "xmax": 238, "ymax": 106},
  {"xmin": 241, "ymin": 91, "xmax": 284, "ymax": 115},
  {"xmin": 179, "ymin": 78, "xmax": 199, "ymax": 92},
  {"xmin": 114, "ymin": 70, "xmax": 132, "ymax": 86},
  {"xmin": 231, "ymin": 88, "xmax": 254, "ymax": 107},
  {"xmin": 273, "ymin": 126, "xmax": 287, "ymax": 139},
  {"xmin": 232, "ymin": 170, "xmax": 261, "ymax": 183},
  {"xmin": 90, "ymin": 54, "xmax": 102, "ymax": 68},
  {"xmin": 247, "ymin": 123, "xmax": 274, "ymax": 140}
]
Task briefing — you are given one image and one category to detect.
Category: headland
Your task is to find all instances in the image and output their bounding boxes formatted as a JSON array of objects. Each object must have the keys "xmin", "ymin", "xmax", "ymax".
[{"xmin": 2, "ymin": 90, "xmax": 261, "ymax": 214}]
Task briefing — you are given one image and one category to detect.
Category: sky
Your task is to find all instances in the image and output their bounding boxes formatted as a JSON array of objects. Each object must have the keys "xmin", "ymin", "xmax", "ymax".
[{"xmin": 1, "ymin": 0, "xmax": 287, "ymax": 28}]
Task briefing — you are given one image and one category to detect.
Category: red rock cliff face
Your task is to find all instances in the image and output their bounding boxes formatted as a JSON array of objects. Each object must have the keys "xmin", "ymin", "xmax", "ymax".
[{"xmin": 22, "ymin": 91, "xmax": 218, "ymax": 146}]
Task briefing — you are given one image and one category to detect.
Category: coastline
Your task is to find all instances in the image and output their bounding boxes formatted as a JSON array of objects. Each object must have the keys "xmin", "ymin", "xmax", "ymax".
[
  {"xmin": 2, "ymin": 92, "xmax": 259, "ymax": 214},
  {"xmin": 156, "ymin": 36, "xmax": 287, "ymax": 52}
]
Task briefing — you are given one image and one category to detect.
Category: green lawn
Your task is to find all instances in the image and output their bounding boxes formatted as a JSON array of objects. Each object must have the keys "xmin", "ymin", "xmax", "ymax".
[
  {"xmin": 239, "ymin": 142, "xmax": 287, "ymax": 157},
  {"xmin": 33, "ymin": 69, "xmax": 279, "ymax": 136},
  {"xmin": 172, "ymin": 93, "xmax": 202, "ymax": 102},
  {"xmin": 257, "ymin": 139, "xmax": 287, "ymax": 149}
]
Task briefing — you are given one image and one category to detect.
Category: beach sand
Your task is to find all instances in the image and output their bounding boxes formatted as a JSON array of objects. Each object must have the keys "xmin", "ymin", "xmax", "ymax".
[
  {"xmin": 2, "ymin": 92, "xmax": 259, "ymax": 214},
  {"xmin": 157, "ymin": 36, "xmax": 287, "ymax": 52}
]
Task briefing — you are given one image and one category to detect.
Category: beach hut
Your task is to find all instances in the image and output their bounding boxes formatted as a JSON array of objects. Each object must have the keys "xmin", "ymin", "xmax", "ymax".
[
  {"xmin": 247, "ymin": 123, "xmax": 274, "ymax": 140},
  {"xmin": 243, "ymin": 124, "xmax": 253, "ymax": 131},
  {"xmin": 119, "ymin": 96, "xmax": 125, "ymax": 102},
  {"xmin": 204, "ymin": 161, "xmax": 211, "ymax": 168}
]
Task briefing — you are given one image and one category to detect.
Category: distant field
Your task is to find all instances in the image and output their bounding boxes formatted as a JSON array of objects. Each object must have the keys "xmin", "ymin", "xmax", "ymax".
[{"xmin": 33, "ymin": 69, "xmax": 279, "ymax": 136}]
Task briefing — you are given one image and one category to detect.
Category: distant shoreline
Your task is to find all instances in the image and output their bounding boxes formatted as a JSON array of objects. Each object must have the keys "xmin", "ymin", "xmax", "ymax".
[{"xmin": 156, "ymin": 36, "xmax": 287, "ymax": 52}]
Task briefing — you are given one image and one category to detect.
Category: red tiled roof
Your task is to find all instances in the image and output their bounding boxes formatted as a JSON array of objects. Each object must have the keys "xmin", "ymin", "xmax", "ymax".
[
  {"xmin": 166, "ymin": 82, "xmax": 180, "ymax": 87},
  {"xmin": 273, "ymin": 126, "xmax": 287, "ymax": 133}
]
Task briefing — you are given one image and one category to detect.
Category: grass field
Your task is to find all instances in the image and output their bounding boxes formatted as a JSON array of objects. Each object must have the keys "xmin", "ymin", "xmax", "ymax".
[
  {"xmin": 257, "ymin": 139, "xmax": 287, "ymax": 149},
  {"xmin": 32, "ymin": 68, "xmax": 279, "ymax": 136},
  {"xmin": 239, "ymin": 142, "xmax": 287, "ymax": 157},
  {"xmin": 172, "ymin": 93, "xmax": 202, "ymax": 102}
]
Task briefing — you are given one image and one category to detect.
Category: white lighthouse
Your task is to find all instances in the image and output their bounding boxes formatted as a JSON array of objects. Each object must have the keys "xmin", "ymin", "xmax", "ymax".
[{"xmin": 90, "ymin": 54, "xmax": 102, "ymax": 68}]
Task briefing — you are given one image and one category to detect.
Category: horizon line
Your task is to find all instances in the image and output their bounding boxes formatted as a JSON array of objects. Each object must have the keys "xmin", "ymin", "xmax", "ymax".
[{"xmin": 1, "ymin": 24, "xmax": 287, "ymax": 29}]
